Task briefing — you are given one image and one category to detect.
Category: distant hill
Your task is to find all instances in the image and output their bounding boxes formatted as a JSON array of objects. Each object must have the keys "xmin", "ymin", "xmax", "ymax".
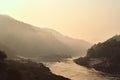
[
  {"xmin": 43, "ymin": 28, "xmax": 90, "ymax": 56},
  {"xmin": 74, "ymin": 35, "xmax": 120, "ymax": 75},
  {"xmin": 0, "ymin": 15, "xmax": 91, "ymax": 62}
]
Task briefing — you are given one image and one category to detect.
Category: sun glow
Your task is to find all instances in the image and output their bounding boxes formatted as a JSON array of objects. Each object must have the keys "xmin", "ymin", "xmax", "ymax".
[
  {"xmin": 0, "ymin": 0, "xmax": 120, "ymax": 43},
  {"xmin": 0, "ymin": 0, "xmax": 25, "ymax": 14}
]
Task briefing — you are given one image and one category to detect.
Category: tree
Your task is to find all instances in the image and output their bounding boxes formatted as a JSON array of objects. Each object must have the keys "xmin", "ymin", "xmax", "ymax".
[{"xmin": 0, "ymin": 51, "xmax": 7, "ymax": 61}]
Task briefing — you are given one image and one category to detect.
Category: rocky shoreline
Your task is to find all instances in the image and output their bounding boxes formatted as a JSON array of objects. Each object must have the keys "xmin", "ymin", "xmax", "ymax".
[
  {"xmin": 74, "ymin": 35, "xmax": 120, "ymax": 75},
  {"xmin": 0, "ymin": 51, "xmax": 70, "ymax": 80}
]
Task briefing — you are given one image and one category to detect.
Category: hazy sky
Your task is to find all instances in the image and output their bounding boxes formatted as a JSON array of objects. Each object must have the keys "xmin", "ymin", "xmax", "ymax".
[{"xmin": 0, "ymin": 0, "xmax": 120, "ymax": 43}]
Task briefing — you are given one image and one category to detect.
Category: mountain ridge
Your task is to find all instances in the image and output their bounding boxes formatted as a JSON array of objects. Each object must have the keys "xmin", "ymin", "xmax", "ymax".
[{"xmin": 0, "ymin": 15, "xmax": 91, "ymax": 62}]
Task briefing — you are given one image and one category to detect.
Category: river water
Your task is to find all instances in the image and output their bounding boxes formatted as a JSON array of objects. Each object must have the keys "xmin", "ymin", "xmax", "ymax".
[{"xmin": 46, "ymin": 59, "xmax": 120, "ymax": 80}]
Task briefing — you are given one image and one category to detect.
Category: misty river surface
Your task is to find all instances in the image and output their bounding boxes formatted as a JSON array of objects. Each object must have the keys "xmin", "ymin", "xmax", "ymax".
[{"xmin": 45, "ymin": 59, "xmax": 120, "ymax": 80}]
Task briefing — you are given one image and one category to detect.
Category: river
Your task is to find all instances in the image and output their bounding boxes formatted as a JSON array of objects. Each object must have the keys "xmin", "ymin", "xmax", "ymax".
[{"xmin": 45, "ymin": 59, "xmax": 120, "ymax": 80}]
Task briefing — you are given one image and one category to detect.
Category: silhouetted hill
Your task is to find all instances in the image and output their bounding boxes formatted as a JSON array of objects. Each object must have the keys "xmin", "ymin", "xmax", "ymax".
[
  {"xmin": 74, "ymin": 35, "xmax": 120, "ymax": 75},
  {"xmin": 0, "ymin": 15, "xmax": 91, "ymax": 62},
  {"xmin": 0, "ymin": 42, "xmax": 17, "ymax": 59},
  {"xmin": 0, "ymin": 51, "xmax": 70, "ymax": 80}
]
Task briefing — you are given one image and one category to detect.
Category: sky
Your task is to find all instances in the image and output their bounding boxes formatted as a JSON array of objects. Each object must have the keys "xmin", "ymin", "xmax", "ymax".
[{"xmin": 0, "ymin": 0, "xmax": 120, "ymax": 43}]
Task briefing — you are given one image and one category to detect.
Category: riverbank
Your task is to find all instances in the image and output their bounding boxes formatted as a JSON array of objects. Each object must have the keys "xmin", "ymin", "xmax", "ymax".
[{"xmin": 46, "ymin": 59, "xmax": 120, "ymax": 80}]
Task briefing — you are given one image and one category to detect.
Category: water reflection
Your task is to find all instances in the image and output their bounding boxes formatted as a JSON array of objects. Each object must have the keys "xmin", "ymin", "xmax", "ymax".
[{"xmin": 46, "ymin": 60, "xmax": 120, "ymax": 80}]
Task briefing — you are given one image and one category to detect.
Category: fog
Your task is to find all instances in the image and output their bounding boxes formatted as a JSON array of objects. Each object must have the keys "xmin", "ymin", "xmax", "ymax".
[{"xmin": 0, "ymin": 15, "xmax": 90, "ymax": 62}]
